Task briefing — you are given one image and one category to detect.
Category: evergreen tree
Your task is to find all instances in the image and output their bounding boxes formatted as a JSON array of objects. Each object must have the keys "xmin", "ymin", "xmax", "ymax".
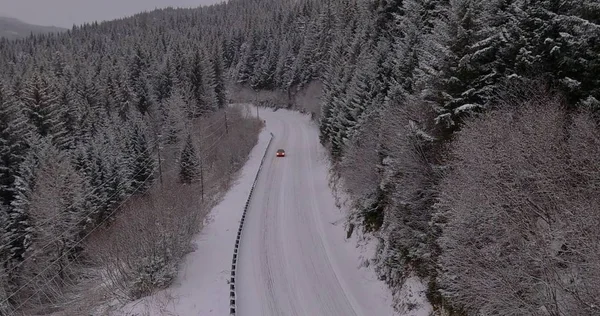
[
  {"xmin": 342, "ymin": 39, "xmax": 390, "ymax": 142},
  {"xmin": 371, "ymin": 0, "xmax": 405, "ymax": 34},
  {"xmin": 274, "ymin": 39, "xmax": 298, "ymax": 91},
  {"xmin": 129, "ymin": 45, "xmax": 154, "ymax": 115},
  {"xmin": 126, "ymin": 119, "xmax": 156, "ymax": 194},
  {"xmin": 251, "ymin": 39, "xmax": 279, "ymax": 90},
  {"xmin": 55, "ymin": 85, "xmax": 76, "ymax": 150},
  {"xmin": 234, "ymin": 33, "xmax": 258, "ymax": 85},
  {"xmin": 155, "ymin": 57, "xmax": 176, "ymax": 104},
  {"xmin": 0, "ymin": 85, "xmax": 29, "ymax": 205},
  {"xmin": 319, "ymin": 30, "xmax": 347, "ymax": 145},
  {"xmin": 431, "ymin": 0, "xmax": 503, "ymax": 131},
  {"xmin": 179, "ymin": 134, "xmax": 201, "ymax": 184},
  {"xmin": 515, "ymin": 0, "xmax": 600, "ymax": 107},
  {"xmin": 188, "ymin": 50, "xmax": 217, "ymax": 117},
  {"xmin": 162, "ymin": 89, "xmax": 189, "ymax": 144},
  {"xmin": 115, "ymin": 72, "xmax": 135, "ymax": 121},
  {"xmin": 212, "ymin": 48, "xmax": 228, "ymax": 108},
  {"xmin": 73, "ymin": 72, "xmax": 104, "ymax": 142},
  {"xmin": 24, "ymin": 142, "xmax": 85, "ymax": 281},
  {"xmin": 21, "ymin": 73, "xmax": 68, "ymax": 146},
  {"xmin": 322, "ymin": 14, "xmax": 371, "ymax": 157},
  {"xmin": 7, "ymin": 136, "xmax": 47, "ymax": 270}
]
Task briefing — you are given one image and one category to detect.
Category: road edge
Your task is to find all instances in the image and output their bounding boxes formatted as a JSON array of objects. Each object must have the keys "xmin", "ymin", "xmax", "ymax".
[{"xmin": 229, "ymin": 131, "xmax": 274, "ymax": 315}]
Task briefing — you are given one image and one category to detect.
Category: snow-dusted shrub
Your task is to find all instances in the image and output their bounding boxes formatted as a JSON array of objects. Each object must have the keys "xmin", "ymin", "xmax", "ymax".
[
  {"xmin": 437, "ymin": 92, "xmax": 600, "ymax": 315},
  {"xmin": 130, "ymin": 255, "xmax": 177, "ymax": 299},
  {"xmin": 373, "ymin": 97, "xmax": 443, "ymax": 278},
  {"xmin": 294, "ymin": 81, "xmax": 323, "ymax": 120},
  {"xmin": 337, "ymin": 94, "xmax": 446, "ymax": 309},
  {"xmin": 84, "ymin": 107, "xmax": 262, "ymax": 304},
  {"xmin": 337, "ymin": 108, "xmax": 384, "ymax": 233},
  {"xmin": 228, "ymin": 85, "xmax": 290, "ymax": 108},
  {"xmin": 86, "ymin": 182, "xmax": 200, "ymax": 300}
]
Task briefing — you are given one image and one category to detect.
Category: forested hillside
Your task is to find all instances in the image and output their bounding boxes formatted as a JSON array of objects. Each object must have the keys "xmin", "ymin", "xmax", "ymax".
[
  {"xmin": 226, "ymin": 0, "xmax": 600, "ymax": 314},
  {"xmin": 0, "ymin": 16, "xmax": 65, "ymax": 40},
  {"xmin": 0, "ymin": 0, "xmax": 599, "ymax": 314},
  {"xmin": 0, "ymin": 1, "xmax": 271, "ymax": 313}
]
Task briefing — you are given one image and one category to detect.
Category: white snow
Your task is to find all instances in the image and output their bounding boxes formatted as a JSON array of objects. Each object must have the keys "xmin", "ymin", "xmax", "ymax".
[
  {"xmin": 560, "ymin": 77, "xmax": 581, "ymax": 90},
  {"xmin": 114, "ymin": 106, "xmax": 402, "ymax": 316},
  {"xmin": 453, "ymin": 103, "xmax": 481, "ymax": 114},
  {"xmin": 236, "ymin": 107, "xmax": 396, "ymax": 316},
  {"xmin": 395, "ymin": 275, "xmax": 433, "ymax": 316}
]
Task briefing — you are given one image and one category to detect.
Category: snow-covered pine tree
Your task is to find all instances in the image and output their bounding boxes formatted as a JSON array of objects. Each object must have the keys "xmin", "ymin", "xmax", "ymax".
[
  {"xmin": 129, "ymin": 45, "xmax": 155, "ymax": 115},
  {"xmin": 0, "ymin": 84, "xmax": 29, "ymax": 206},
  {"xmin": 73, "ymin": 71, "xmax": 105, "ymax": 143},
  {"xmin": 56, "ymin": 84, "xmax": 78, "ymax": 151},
  {"xmin": 211, "ymin": 47, "xmax": 228, "ymax": 109},
  {"xmin": 188, "ymin": 50, "xmax": 217, "ymax": 117},
  {"xmin": 114, "ymin": 70, "xmax": 135, "ymax": 121},
  {"xmin": 23, "ymin": 142, "xmax": 86, "ymax": 283},
  {"xmin": 21, "ymin": 72, "xmax": 68, "ymax": 148},
  {"xmin": 234, "ymin": 33, "xmax": 258, "ymax": 85},
  {"xmin": 154, "ymin": 56, "xmax": 176, "ymax": 104},
  {"xmin": 201, "ymin": 50, "xmax": 218, "ymax": 112},
  {"xmin": 161, "ymin": 88, "xmax": 190, "ymax": 145},
  {"xmin": 383, "ymin": 0, "xmax": 428, "ymax": 103},
  {"xmin": 97, "ymin": 58, "xmax": 119, "ymax": 115},
  {"xmin": 431, "ymin": 0, "xmax": 506, "ymax": 132},
  {"xmin": 338, "ymin": 44, "xmax": 378, "ymax": 144},
  {"xmin": 312, "ymin": 0, "xmax": 335, "ymax": 76},
  {"xmin": 326, "ymin": 10, "xmax": 373, "ymax": 158},
  {"xmin": 289, "ymin": 19, "xmax": 320, "ymax": 89},
  {"xmin": 274, "ymin": 38, "xmax": 299, "ymax": 93},
  {"xmin": 73, "ymin": 137, "xmax": 109, "ymax": 224},
  {"xmin": 125, "ymin": 117, "xmax": 156, "ymax": 194},
  {"xmin": 319, "ymin": 27, "xmax": 348, "ymax": 145},
  {"xmin": 287, "ymin": 0, "xmax": 335, "ymax": 92},
  {"xmin": 50, "ymin": 51, "xmax": 69, "ymax": 80},
  {"xmin": 170, "ymin": 44, "xmax": 189, "ymax": 91},
  {"xmin": 179, "ymin": 134, "xmax": 201, "ymax": 184},
  {"xmin": 6, "ymin": 135, "xmax": 48, "ymax": 276},
  {"xmin": 250, "ymin": 39, "xmax": 279, "ymax": 90},
  {"xmin": 515, "ymin": 0, "xmax": 600, "ymax": 108}
]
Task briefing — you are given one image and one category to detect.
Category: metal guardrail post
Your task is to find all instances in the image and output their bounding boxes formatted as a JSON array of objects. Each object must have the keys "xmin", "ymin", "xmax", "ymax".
[{"xmin": 229, "ymin": 132, "xmax": 274, "ymax": 315}]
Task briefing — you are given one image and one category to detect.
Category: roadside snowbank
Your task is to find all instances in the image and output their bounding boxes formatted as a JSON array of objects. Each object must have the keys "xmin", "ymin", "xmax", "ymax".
[
  {"xmin": 328, "ymin": 176, "xmax": 432, "ymax": 316},
  {"xmin": 113, "ymin": 129, "xmax": 272, "ymax": 316}
]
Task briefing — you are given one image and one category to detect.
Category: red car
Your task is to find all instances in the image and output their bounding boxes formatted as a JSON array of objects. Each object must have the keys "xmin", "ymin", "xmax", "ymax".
[{"xmin": 276, "ymin": 149, "xmax": 285, "ymax": 157}]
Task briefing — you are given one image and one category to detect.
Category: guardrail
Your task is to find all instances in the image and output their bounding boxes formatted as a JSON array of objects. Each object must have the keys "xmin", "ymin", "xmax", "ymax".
[{"xmin": 229, "ymin": 132, "xmax": 274, "ymax": 315}]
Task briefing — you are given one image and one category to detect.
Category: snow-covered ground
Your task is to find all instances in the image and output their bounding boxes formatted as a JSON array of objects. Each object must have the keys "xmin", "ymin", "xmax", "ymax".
[
  {"xmin": 116, "ymin": 106, "xmax": 409, "ymax": 316},
  {"xmin": 236, "ymin": 107, "xmax": 396, "ymax": 316},
  {"xmin": 395, "ymin": 274, "xmax": 433, "ymax": 316},
  {"xmin": 115, "ymin": 122, "xmax": 272, "ymax": 316}
]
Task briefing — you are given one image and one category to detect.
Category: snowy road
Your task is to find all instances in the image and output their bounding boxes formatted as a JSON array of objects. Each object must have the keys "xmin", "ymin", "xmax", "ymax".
[
  {"xmin": 237, "ymin": 108, "xmax": 395, "ymax": 316},
  {"xmin": 116, "ymin": 106, "xmax": 396, "ymax": 316}
]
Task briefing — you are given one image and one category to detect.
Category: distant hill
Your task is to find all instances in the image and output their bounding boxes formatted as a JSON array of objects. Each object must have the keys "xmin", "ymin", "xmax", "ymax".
[{"xmin": 0, "ymin": 16, "xmax": 66, "ymax": 40}]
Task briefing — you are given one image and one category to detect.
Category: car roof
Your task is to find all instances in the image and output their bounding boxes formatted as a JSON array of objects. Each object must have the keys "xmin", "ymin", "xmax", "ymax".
[{"xmin": 277, "ymin": 149, "xmax": 285, "ymax": 151}]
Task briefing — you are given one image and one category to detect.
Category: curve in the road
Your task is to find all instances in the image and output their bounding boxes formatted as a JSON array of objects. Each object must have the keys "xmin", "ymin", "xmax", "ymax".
[{"xmin": 237, "ymin": 108, "xmax": 359, "ymax": 316}]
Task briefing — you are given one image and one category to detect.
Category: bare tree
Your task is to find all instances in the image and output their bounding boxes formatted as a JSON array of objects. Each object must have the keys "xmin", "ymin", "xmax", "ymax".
[
  {"xmin": 338, "ymin": 108, "xmax": 382, "ymax": 202},
  {"xmin": 19, "ymin": 143, "xmax": 85, "ymax": 310},
  {"xmin": 80, "ymin": 106, "xmax": 262, "ymax": 309},
  {"xmin": 437, "ymin": 92, "xmax": 600, "ymax": 316},
  {"xmin": 365, "ymin": 96, "xmax": 445, "ymax": 306}
]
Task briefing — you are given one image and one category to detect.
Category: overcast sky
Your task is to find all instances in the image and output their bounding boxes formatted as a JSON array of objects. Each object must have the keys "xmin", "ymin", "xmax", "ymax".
[{"xmin": 0, "ymin": 0, "xmax": 225, "ymax": 28}]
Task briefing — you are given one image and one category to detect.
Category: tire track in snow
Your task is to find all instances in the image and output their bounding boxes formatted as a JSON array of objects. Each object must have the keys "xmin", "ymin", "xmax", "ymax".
[
  {"xmin": 302, "ymin": 121, "xmax": 360, "ymax": 316},
  {"xmin": 259, "ymin": 121, "xmax": 286, "ymax": 316},
  {"xmin": 238, "ymin": 110, "xmax": 364, "ymax": 316}
]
